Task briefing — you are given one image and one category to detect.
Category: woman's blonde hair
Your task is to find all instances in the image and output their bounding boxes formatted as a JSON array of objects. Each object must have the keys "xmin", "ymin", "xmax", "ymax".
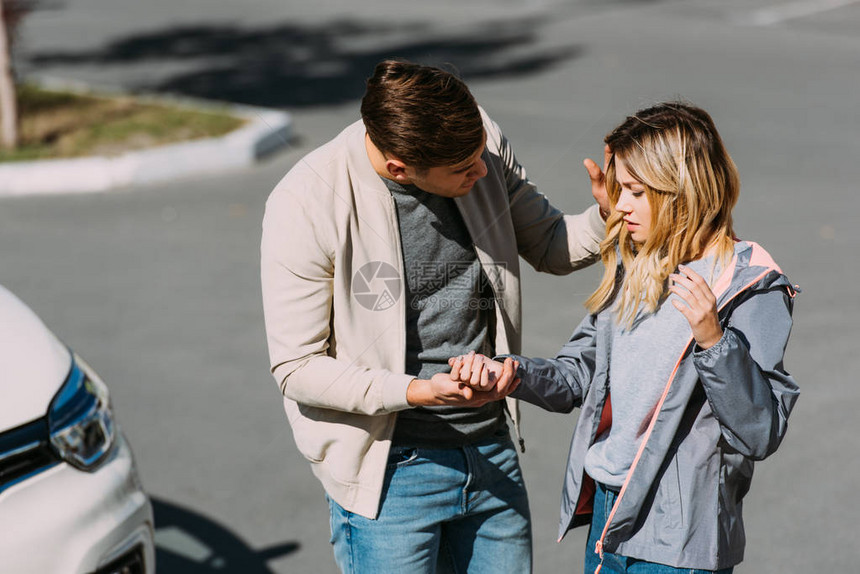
[{"xmin": 585, "ymin": 102, "xmax": 740, "ymax": 326}]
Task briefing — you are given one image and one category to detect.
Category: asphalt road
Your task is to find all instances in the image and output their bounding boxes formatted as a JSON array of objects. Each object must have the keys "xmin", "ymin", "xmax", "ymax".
[{"xmin": 3, "ymin": 0, "xmax": 859, "ymax": 572}]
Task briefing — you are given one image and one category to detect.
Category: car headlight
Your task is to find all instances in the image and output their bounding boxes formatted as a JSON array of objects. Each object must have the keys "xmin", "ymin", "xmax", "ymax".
[{"xmin": 48, "ymin": 354, "xmax": 116, "ymax": 471}]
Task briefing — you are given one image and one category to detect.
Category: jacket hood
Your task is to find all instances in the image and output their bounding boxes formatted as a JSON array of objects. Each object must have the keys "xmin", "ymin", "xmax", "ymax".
[{"xmin": 712, "ymin": 240, "xmax": 796, "ymax": 305}]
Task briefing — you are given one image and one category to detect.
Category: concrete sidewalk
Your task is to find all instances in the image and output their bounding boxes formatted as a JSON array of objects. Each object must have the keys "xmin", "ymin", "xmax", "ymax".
[{"xmin": 0, "ymin": 80, "xmax": 292, "ymax": 196}]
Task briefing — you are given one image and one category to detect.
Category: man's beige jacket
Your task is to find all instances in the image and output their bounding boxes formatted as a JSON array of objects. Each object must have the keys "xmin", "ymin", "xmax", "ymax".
[{"xmin": 261, "ymin": 110, "xmax": 603, "ymax": 518}]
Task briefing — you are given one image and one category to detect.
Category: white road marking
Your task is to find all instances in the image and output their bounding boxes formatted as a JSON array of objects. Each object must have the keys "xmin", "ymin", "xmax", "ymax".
[{"xmin": 743, "ymin": 0, "xmax": 860, "ymax": 26}]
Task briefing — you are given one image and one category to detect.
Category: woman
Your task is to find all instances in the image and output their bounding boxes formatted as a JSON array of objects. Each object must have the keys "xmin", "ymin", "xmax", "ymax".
[{"xmin": 449, "ymin": 102, "xmax": 799, "ymax": 574}]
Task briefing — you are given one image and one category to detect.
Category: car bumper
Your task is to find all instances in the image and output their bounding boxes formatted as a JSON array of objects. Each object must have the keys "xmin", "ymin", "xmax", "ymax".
[{"xmin": 0, "ymin": 431, "xmax": 155, "ymax": 573}]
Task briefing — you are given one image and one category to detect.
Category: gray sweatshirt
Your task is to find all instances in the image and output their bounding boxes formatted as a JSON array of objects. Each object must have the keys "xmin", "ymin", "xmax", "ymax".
[
  {"xmin": 384, "ymin": 177, "xmax": 504, "ymax": 447},
  {"xmin": 585, "ymin": 256, "xmax": 719, "ymax": 487}
]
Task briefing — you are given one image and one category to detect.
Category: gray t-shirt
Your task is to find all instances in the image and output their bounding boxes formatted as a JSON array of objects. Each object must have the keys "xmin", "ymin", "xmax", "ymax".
[
  {"xmin": 383, "ymin": 177, "xmax": 504, "ymax": 447},
  {"xmin": 584, "ymin": 256, "xmax": 720, "ymax": 487}
]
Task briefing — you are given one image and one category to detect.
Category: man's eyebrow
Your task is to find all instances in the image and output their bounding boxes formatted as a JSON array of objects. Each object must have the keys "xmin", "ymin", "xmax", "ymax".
[
  {"xmin": 452, "ymin": 141, "xmax": 487, "ymax": 173},
  {"xmin": 452, "ymin": 162, "xmax": 475, "ymax": 173}
]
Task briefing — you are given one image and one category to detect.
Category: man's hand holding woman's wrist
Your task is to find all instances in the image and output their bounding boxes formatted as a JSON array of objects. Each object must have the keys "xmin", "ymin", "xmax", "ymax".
[
  {"xmin": 405, "ymin": 351, "xmax": 521, "ymax": 407},
  {"xmin": 448, "ymin": 352, "xmax": 520, "ymax": 395}
]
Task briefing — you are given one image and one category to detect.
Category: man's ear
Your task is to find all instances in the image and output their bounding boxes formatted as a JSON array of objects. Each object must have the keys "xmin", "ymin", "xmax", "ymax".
[{"xmin": 386, "ymin": 159, "xmax": 411, "ymax": 183}]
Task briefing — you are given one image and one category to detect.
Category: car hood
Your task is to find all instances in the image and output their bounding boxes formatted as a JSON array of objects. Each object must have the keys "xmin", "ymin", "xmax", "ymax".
[{"xmin": 0, "ymin": 286, "xmax": 72, "ymax": 430}]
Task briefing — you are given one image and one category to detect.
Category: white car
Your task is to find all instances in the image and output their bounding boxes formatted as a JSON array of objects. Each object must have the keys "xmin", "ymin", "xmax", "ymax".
[{"xmin": 0, "ymin": 285, "xmax": 155, "ymax": 573}]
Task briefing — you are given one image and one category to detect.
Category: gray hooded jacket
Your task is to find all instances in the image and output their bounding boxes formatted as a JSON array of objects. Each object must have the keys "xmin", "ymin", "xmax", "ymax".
[{"xmin": 510, "ymin": 240, "xmax": 799, "ymax": 570}]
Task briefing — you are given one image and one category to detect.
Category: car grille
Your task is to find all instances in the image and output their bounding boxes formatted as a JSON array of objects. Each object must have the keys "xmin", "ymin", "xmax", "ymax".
[{"xmin": 0, "ymin": 418, "xmax": 60, "ymax": 492}]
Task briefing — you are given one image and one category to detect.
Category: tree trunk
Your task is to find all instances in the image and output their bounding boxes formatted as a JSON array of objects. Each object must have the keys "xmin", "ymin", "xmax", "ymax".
[{"xmin": 0, "ymin": 0, "xmax": 19, "ymax": 149}]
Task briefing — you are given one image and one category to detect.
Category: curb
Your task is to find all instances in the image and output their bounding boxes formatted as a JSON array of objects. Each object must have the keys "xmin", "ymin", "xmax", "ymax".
[{"xmin": 0, "ymin": 79, "xmax": 293, "ymax": 197}]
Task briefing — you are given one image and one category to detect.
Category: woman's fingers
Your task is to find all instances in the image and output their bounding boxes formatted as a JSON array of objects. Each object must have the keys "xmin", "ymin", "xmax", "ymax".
[
  {"xmin": 669, "ymin": 283, "xmax": 710, "ymax": 321},
  {"xmin": 450, "ymin": 356, "xmax": 462, "ymax": 380},
  {"xmin": 459, "ymin": 351, "xmax": 476, "ymax": 382},
  {"xmin": 479, "ymin": 362, "xmax": 491, "ymax": 390},
  {"xmin": 670, "ymin": 265, "xmax": 723, "ymax": 349},
  {"xmin": 470, "ymin": 354, "xmax": 488, "ymax": 387},
  {"xmin": 673, "ymin": 265, "xmax": 716, "ymax": 302},
  {"xmin": 449, "ymin": 352, "xmax": 479, "ymax": 384},
  {"xmin": 668, "ymin": 282, "xmax": 695, "ymax": 308},
  {"xmin": 495, "ymin": 359, "xmax": 520, "ymax": 395},
  {"xmin": 670, "ymin": 296, "xmax": 692, "ymax": 318},
  {"xmin": 670, "ymin": 274, "xmax": 701, "ymax": 304}
]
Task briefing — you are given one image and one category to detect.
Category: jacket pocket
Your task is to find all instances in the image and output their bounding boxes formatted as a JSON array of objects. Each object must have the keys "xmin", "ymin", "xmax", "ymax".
[
  {"xmin": 720, "ymin": 449, "xmax": 754, "ymax": 506},
  {"xmin": 284, "ymin": 399, "xmax": 335, "ymax": 463},
  {"xmin": 654, "ymin": 454, "xmax": 684, "ymax": 530}
]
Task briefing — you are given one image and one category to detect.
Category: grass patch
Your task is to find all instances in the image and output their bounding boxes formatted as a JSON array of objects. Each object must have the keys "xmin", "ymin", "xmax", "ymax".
[{"xmin": 0, "ymin": 84, "xmax": 247, "ymax": 162}]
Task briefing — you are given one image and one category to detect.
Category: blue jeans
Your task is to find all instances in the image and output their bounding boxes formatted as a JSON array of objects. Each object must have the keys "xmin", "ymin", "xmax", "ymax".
[
  {"xmin": 584, "ymin": 482, "xmax": 733, "ymax": 574},
  {"xmin": 328, "ymin": 429, "xmax": 532, "ymax": 573}
]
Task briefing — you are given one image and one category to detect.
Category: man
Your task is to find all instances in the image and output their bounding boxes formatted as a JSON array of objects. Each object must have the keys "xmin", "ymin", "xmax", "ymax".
[{"xmin": 261, "ymin": 60, "xmax": 608, "ymax": 573}]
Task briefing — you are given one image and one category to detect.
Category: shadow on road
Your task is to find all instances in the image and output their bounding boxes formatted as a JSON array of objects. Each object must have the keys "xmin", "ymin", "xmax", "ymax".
[
  {"xmin": 29, "ymin": 17, "xmax": 583, "ymax": 108},
  {"xmin": 152, "ymin": 497, "xmax": 299, "ymax": 573}
]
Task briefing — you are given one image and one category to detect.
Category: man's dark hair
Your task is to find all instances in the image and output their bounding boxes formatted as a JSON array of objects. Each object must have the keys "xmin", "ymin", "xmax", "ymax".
[{"xmin": 361, "ymin": 60, "xmax": 484, "ymax": 170}]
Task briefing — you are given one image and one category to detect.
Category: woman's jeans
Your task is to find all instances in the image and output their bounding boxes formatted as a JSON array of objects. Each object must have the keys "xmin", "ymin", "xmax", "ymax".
[
  {"xmin": 328, "ymin": 429, "xmax": 532, "ymax": 573},
  {"xmin": 584, "ymin": 482, "xmax": 734, "ymax": 574}
]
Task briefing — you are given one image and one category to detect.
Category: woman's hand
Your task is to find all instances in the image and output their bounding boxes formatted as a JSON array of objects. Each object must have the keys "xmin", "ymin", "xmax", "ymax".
[
  {"xmin": 447, "ymin": 351, "xmax": 520, "ymax": 395},
  {"xmin": 669, "ymin": 264, "xmax": 723, "ymax": 349}
]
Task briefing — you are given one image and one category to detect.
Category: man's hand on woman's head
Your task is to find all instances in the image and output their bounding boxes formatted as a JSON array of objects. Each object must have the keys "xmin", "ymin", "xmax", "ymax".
[{"xmin": 584, "ymin": 144, "xmax": 612, "ymax": 220}]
